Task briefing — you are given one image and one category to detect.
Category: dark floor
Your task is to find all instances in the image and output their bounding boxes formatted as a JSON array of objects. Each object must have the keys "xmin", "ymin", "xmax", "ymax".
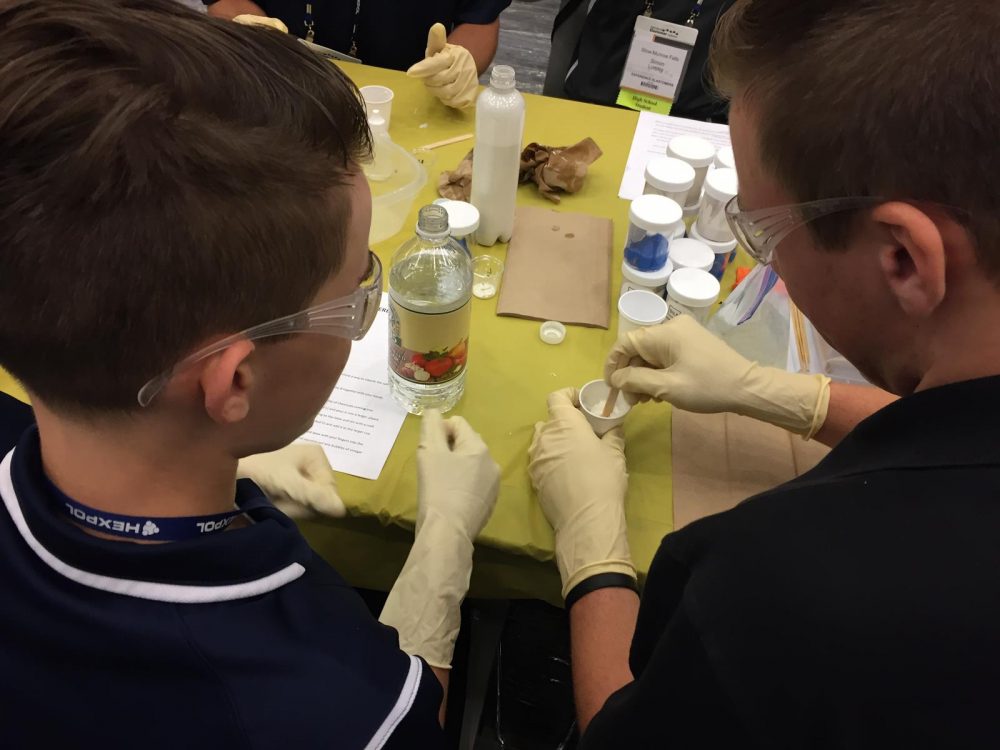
[{"xmin": 481, "ymin": 0, "xmax": 561, "ymax": 94}]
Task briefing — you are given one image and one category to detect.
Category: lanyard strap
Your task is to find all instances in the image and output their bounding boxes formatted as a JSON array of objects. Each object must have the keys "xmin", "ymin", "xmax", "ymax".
[
  {"xmin": 643, "ymin": 0, "xmax": 705, "ymax": 24},
  {"xmin": 305, "ymin": 1, "xmax": 362, "ymax": 56},
  {"xmin": 52, "ymin": 483, "xmax": 245, "ymax": 542}
]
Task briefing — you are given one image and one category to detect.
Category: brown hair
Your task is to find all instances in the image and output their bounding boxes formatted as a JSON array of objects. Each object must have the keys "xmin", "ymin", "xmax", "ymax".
[
  {"xmin": 0, "ymin": 0, "xmax": 371, "ymax": 412},
  {"xmin": 711, "ymin": 0, "xmax": 999, "ymax": 267}
]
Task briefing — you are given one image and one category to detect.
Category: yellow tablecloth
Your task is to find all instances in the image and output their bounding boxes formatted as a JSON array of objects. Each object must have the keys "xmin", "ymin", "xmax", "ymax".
[{"xmin": 0, "ymin": 63, "xmax": 747, "ymax": 606}]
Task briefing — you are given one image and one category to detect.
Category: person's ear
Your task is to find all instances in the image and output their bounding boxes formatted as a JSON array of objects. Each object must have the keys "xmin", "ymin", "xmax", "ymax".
[
  {"xmin": 199, "ymin": 340, "xmax": 256, "ymax": 425},
  {"xmin": 872, "ymin": 202, "xmax": 947, "ymax": 318}
]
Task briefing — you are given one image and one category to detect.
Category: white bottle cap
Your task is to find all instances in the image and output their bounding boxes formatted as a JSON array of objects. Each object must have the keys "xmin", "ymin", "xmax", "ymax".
[
  {"xmin": 629, "ymin": 194, "xmax": 683, "ymax": 234},
  {"xmin": 714, "ymin": 145, "xmax": 735, "ymax": 171},
  {"xmin": 539, "ymin": 320, "xmax": 566, "ymax": 345},
  {"xmin": 622, "ymin": 257, "xmax": 673, "ymax": 287},
  {"xmin": 434, "ymin": 199, "xmax": 480, "ymax": 237},
  {"xmin": 668, "ymin": 238, "xmax": 714, "ymax": 272},
  {"xmin": 703, "ymin": 167, "xmax": 739, "ymax": 203},
  {"xmin": 689, "ymin": 222, "xmax": 738, "ymax": 254},
  {"xmin": 644, "ymin": 156, "xmax": 695, "ymax": 193},
  {"xmin": 667, "ymin": 267, "xmax": 721, "ymax": 308},
  {"xmin": 667, "ymin": 135, "xmax": 716, "ymax": 168}
]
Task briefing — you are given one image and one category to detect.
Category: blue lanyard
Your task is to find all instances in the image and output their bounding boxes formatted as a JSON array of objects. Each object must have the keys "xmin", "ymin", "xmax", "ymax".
[{"xmin": 50, "ymin": 482, "xmax": 245, "ymax": 542}]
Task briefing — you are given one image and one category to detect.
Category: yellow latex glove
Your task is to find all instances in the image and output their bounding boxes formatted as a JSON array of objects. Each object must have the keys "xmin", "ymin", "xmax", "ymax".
[
  {"xmin": 406, "ymin": 23, "xmax": 479, "ymax": 109},
  {"xmin": 237, "ymin": 443, "xmax": 344, "ymax": 519},
  {"xmin": 605, "ymin": 315, "xmax": 831, "ymax": 439},
  {"xmin": 232, "ymin": 14, "xmax": 288, "ymax": 33},
  {"xmin": 528, "ymin": 388, "xmax": 635, "ymax": 599},
  {"xmin": 379, "ymin": 410, "xmax": 500, "ymax": 668}
]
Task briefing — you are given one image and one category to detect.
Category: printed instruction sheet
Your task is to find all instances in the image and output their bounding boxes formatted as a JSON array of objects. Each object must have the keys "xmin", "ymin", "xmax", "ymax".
[
  {"xmin": 619, "ymin": 111, "xmax": 732, "ymax": 201},
  {"xmin": 299, "ymin": 307, "xmax": 407, "ymax": 480}
]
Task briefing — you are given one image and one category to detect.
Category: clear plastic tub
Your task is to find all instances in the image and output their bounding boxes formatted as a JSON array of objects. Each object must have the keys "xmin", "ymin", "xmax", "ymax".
[{"xmin": 368, "ymin": 141, "xmax": 428, "ymax": 245}]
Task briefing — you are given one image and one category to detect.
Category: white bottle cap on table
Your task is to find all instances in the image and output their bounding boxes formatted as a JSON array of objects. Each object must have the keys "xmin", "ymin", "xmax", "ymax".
[
  {"xmin": 668, "ymin": 238, "xmax": 714, "ymax": 272},
  {"xmin": 666, "ymin": 268, "xmax": 721, "ymax": 309},
  {"xmin": 629, "ymin": 194, "xmax": 683, "ymax": 233},
  {"xmin": 539, "ymin": 321, "xmax": 566, "ymax": 345},
  {"xmin": 703, "ymin": 167, "xmax": 739, "ymax": 204},
  {"xmin": 644, "ymin": 156, "xmax": 695, "ymax": 194},
  {"xmin": 433, "ymin": 199, "xmax": 480, "ymax": 237},
  {"xmin": 667, "ymin": 135, "xmax": 716, "ymax": 168}
]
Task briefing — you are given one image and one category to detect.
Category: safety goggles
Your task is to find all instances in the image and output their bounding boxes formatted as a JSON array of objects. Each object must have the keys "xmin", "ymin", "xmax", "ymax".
[
  {"xmin": 137, "ymin": 251, "xmax": 383, "ymax": 407},
  {"xmin": 725, "ymin": 196, "xmax": 886, "ymax": 265}
]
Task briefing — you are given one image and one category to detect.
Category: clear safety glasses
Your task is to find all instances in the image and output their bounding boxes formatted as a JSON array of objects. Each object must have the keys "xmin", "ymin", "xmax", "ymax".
[
  {"xmin": 137, "ymin": 252, "xmax": 383, "ymax": 407},
  {"xmin": 725, "ymin": 196, "xmax": 886, "ymax": 265}
]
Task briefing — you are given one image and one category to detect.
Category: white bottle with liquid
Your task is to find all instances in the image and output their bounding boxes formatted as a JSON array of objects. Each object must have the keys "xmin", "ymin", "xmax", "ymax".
[{"xmin": 471, "ymin": 65, "xmax": 525, "ymax": 246}]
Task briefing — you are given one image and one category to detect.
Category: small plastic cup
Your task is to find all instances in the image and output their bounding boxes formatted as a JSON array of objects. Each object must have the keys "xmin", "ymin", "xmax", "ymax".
[
  {"xmin": 472, "ymin": 254, "xmax": 504, "ymax": 299},
  {"xmin": 360, "ymin": 85, "xmax": 394, "ymax": 128},
  {"xmin": 579, "ymin": 379, "xmax": 631, "ymax": 437},
  {"xmin": 617, "ymin": 289, "xmax": 669, "ymax": 337}
]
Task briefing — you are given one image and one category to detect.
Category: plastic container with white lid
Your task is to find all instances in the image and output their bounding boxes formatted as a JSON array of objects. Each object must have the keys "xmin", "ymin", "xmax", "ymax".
[
  {"xmin": 714, "ymin": 145, "xmax": 736, "ymax": 171},
  {"xmin": 643, "ymin": 156, "xmax": 696, "ymax": 205},
  {"xmin": 696, "ymin": 167, "xmax": 739, "ymax": 242},
  {"xmin": 668, "ymin": 238, "xmax": 714, "ymax": 272},
  {"xmin": 665, "ymin": 267, "xmax": 720, "ymax": 324},
  {"xmin": 667, "ymin": 135, "xmax": 716, "ymax": 207},
  {"xmin": 624, "ymin": 194, "xmax": 683, "ymax": 272},
  {"xmin": 620, "ymin": 257, "xmax": 673, "ymax": 298},
  {"xmin": 689, "ymin": 223, "xmax": 738, "ymax": 281},
  {"xmin": 433, "ymin": 199, "xmax": 480, "ymax": 253}
]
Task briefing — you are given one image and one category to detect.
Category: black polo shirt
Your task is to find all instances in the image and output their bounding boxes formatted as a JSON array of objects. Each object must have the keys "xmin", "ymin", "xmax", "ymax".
[
  {"xmin": 0, "ymin": 393, "xmax": 445, "ymax": 748},
  {"xmin": 218, "ymin": 0, "xmax": 510, "ymax": 70},
  {"xmin": 582, "ymin": 376, "xmax": 1000, "ymax": 748}
]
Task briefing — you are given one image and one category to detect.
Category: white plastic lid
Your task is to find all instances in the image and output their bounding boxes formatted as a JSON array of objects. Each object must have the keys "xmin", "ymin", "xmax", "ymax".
[
  {"xmin": 689, "ymin": 222, "xmax": 738, "ymax": 253},
  {"xmin": 668, "ymin": 238, "xmax": 714, "ymax": 272},
  {"xmin": 714, "ymin": 145, "xmax": 735, "ymax": 171},
  {"xmin": 539, "ymin": 320, "xmax": 566, "ymax": 345},
  {"xmin": 672, "ymin": 222, "xmax": 685, "ymax": 240},
  {"xmin": 644, "ymin": 156, "xmax": 695, "ymax": 192},
  {"xmin": 704, "ymin": 167, "xmax": 739, "ymax": 203},
  {"xmin": 434, "ymin": 199, "xmax": 480, "ymax": 236},
  {"xmin": 667, "ymin": 267, "xmax": 721, "ymax": 308},
  {"xmin": 629, "ymin": 194, "xmax": 683, "ymax": 233},
  {"xmin": 622, "ymin": 257, "xmax": 673, "ymax": 287},
  {"xmin": 667, "ymin": 135, "xmax": 716, "ymax": 168}
]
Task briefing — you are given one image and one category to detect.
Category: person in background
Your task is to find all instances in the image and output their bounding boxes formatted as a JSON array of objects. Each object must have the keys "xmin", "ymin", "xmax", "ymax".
[
  {"xmin": 0, "ymin": 1, "xmax": 499, "ymax": 746},
  {"xmin": 531, "ymin": 0, "xmax": 1000, "ymax": 746},
  {"xmin": 547, "ymin": 0, "xmax": 735, "ymax": 122},
  {"xmin": 205, "ymin": 0, "xmax": 511, "ymax": 108}
]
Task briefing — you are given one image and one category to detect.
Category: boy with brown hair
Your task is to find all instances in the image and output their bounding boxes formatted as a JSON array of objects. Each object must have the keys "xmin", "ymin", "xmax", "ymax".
[
  {"xmin": 530, "ymin": 0, "xmax": 1000, "ymax": 746},
  {"xmin": 0, "ymin": 1, "xmax": 498, "ymax": 746}
]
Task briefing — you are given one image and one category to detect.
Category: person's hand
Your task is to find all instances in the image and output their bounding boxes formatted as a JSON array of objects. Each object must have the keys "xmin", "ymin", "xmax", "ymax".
[
  {"xmin": 232, "ymin": 14, "xmax": 288, "ymax": 33},
  {"xmin": 379, "ymin": 410, "xmax": 499, "ymax": 668},
  {"xmin": 406, "ymin": 23, "xmax": 479, "ymax": 109},
  {"xmin": 528, "ymin": 388, "xmax": 634, "ymax": 598},
  {"xmin": 604, "ymin": 315, "xmax": 831, "ymax": 438},
  {"xmin": 237, "ymin": 443, "xmax": 344, "ymax": 518}
]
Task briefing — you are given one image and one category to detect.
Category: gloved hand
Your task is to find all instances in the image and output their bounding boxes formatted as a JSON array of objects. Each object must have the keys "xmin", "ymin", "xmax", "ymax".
[
  {"xmin": 528, "ymin": 388, "xmax": 635, "ymax": 599},
  {"xmin": 379, "ymin": 410, "xmax": 500, "ymax": 668},
  {"xmin": 232, "ymin": 14, "xmax": 288, "ymax": 33},
  {"xmin": 237, "ymin": 443, "xmax": 344, "ymax": 519},
  {"xmin": 605, "ymin": 315, "xmax": 831, "ymax": 438},
  {"xmin": 406, "ymin": 23, "xmax": 479, "ymax": 109}
]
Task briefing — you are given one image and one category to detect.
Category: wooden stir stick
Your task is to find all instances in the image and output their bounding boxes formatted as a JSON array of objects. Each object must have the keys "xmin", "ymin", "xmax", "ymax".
[{"xmin": 601, "ymin": 355, "xmax": 637, "ymax": 417}]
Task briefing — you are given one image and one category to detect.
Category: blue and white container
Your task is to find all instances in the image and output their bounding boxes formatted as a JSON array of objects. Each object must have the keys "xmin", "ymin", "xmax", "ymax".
[{"xmin": 624, "ymin": 194, "xmax": 683, "ymax": 272}]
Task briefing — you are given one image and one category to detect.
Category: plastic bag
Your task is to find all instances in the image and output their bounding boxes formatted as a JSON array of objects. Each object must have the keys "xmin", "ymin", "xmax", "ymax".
[{"xmin": 707, "ymin": 264, "xmax": 789, "ymax": 368}]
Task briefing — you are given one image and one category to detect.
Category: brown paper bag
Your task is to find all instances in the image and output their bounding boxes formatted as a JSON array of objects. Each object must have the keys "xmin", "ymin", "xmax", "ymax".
[
  {"xmin": 496, "ymin": 206, "xmax": 612, "ymax": 328},
  {"xmin": 671, "ymin": 409, "xmax": 830, "ymax": 530}
]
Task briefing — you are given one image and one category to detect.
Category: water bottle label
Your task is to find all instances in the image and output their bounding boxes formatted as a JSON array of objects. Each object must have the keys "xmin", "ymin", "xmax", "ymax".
[{"xmin": 389, "ymin": 298, "xmax": 471, "ymax": 384}]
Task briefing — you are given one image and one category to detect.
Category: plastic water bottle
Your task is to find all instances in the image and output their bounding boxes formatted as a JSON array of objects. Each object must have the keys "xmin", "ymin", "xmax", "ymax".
[
  {"xmin": 388, "ymin": 204, "xmax": 473, "ymax": 414},
  {"xmin": 471, "ymin": 65, "xmax": 525, "ymax": 246}
]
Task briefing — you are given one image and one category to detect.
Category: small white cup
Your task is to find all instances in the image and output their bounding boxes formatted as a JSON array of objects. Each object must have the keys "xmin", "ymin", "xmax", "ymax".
[
  {"xmin": 579, "ymin": 379, "xmax": 631, "ymax": 437},
  {"xmin": 617, "ymin": 289, "xmax": 668, "ymax": 337},
  {"xmin": 360, "ymin": 85, "xmax": 394, "ymax": 128}
]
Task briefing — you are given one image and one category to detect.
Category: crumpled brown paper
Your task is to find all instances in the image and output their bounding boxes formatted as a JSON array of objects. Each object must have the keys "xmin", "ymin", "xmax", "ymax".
[
  {"xmin": 437, "ymin": 138, "xmax": 602, "ymax": 203},
  {"xmin": 518, "ymin": 138, "xmax": 602, "ymax": 203}
]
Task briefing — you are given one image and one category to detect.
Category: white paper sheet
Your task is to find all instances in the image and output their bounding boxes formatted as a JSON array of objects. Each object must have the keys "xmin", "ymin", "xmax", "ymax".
[
  {"xmin": 618, "ymin": 111, "xmax": 732, "ymax": 201},
  {"xmin": 298, "ymin": 307, "xmax": 407, "ymax": 480}
]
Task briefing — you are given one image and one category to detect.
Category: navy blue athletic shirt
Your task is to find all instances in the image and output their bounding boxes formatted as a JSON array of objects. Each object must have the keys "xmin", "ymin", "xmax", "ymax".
[{"xmin": 0, "ymin": 392, "xmax": 444, "ymax": 748}]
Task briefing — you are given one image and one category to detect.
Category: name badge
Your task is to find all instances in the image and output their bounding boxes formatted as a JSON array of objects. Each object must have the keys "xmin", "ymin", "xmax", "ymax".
[{"xmin": 617, "ymin": 15, "xmax": 698, "ymax": 115}]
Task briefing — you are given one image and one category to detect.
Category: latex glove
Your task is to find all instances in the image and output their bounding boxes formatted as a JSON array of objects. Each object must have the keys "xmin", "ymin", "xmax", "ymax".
[
  {"xmin": 237, "ymin": 443, "xmax": 344, "ymax": 519},
  {"xmin": 528, "ymin": 388, "xmax": 635, "ymax": 598},
  {"xmin": 605, "ymin": 315, "xmax": 831, "ymax": 438},
  {"xmin": 379, "ymin": 410, "xmax": 500, "ymax": 668},
  {"xmin": 406, "ymin": 23, "xmax": 479, "ymax": 109},
  {"xmin": 232, "ymin": 14, "xmax": 288, "ymax": 33}
]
